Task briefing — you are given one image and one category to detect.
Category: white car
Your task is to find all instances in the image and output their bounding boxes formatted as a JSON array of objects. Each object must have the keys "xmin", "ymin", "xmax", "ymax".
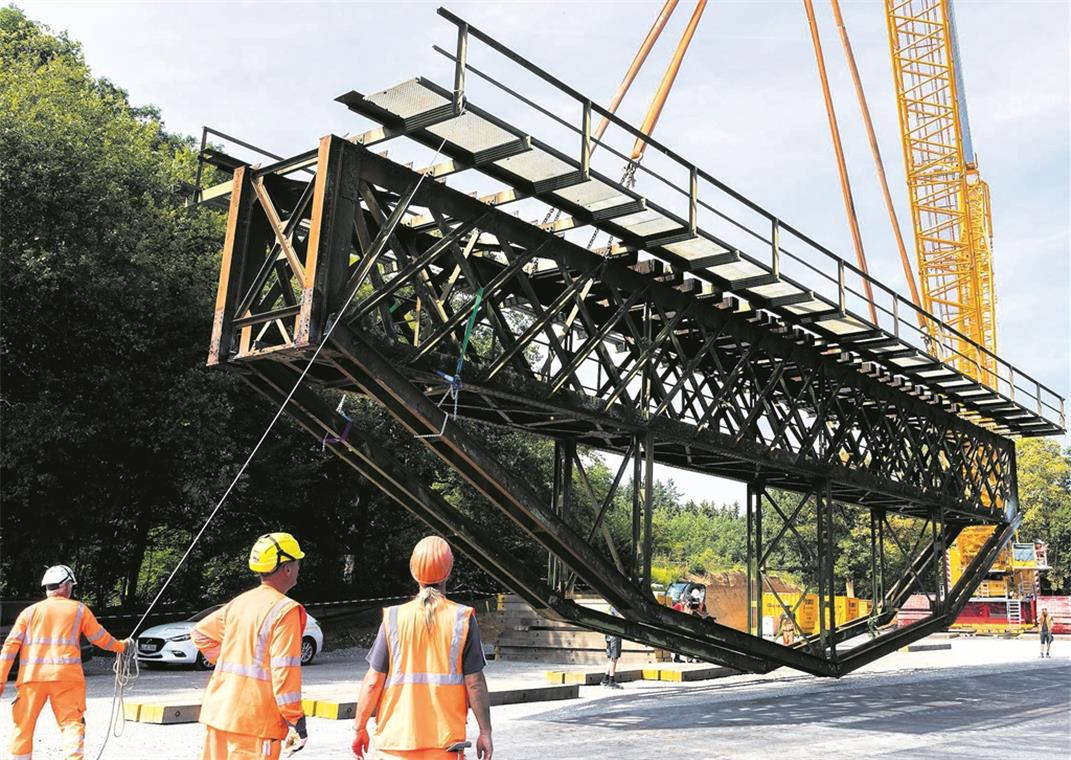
[{"xmin": 136, "ymin": 604, "xmax": 324, "ymax": 669}]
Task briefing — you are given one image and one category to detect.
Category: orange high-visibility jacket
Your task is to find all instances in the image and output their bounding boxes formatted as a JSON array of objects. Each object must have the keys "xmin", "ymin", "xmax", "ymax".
[
  {"xmin": 0, "ymin": 597, "xmax": 125, "ymax": 685},
  {"xmin": 375, "ymin": 597, "xmax": 474, "ymax": 751},
  {"xmin": 192, "ymin": 585, "xmax": 306, "ymax": 740}
]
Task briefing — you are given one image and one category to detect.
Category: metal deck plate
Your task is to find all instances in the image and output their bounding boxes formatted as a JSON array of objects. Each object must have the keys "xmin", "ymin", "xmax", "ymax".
[
  {"xmin": 330, "ymin": 75, "xmax": 1063, "ymax": 438},
  {"xmin": 427, "ymin": 112, "xmax": 517, "ymax": 154},
  {"xmin": 748, "ymin": 281, "xmax": 807, "ymax": 300},
  {"xmin": 365, "ymin": 78, "xmax": 448, "ymax": 119},
  {"xmin": 552, "ymin": 178, "xmax": 630, "ymax": 213},
  {"xmin": 494, "ymin": 148, "xmax": 574, "ymax": 183},
  {"xmin": 708, "ymin": 259, "xmax": 767, "ymax": 282},
  {"xmin": 663, "ymin": 235, "xmax": 731, "ymax": 259}
]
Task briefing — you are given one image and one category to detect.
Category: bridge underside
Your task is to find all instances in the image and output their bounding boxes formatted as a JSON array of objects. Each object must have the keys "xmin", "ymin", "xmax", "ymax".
[{"xmin": 200, "ymin": 131, "xmax": 1040, "ymax": 677}]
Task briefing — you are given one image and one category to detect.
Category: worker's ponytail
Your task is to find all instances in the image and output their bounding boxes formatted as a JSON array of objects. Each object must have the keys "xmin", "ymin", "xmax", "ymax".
[{"xmin": 417, "ymin": 584, "xmax": 445, "ymax": 629}]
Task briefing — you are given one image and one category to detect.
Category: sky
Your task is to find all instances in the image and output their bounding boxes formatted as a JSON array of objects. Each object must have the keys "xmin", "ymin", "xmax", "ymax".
[{"xmin": 19, "ymin": 0, "xmax": 1070, "ymax": 506}]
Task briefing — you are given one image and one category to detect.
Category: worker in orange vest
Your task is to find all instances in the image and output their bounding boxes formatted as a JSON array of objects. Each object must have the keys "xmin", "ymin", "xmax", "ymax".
[
  {"xmin": 351, "ymin": 536, "xmax": 493, "ymax": 760},
  {"xmin": 192, "ymin": 532, "xmax": 309, "ymax": 759},
  {"xmin": 0, "ymin": 564, "xmax": 130, "ymax": 760}
]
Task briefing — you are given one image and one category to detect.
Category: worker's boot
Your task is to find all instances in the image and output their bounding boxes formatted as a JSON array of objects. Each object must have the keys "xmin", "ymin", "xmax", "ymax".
[
  {"xmin": 599, "ymin": 674, "xmax": 610, "ymax": 686},
  {"xmin": 606, "ymin": 676, "xmax": 623, "ymax": 690}
]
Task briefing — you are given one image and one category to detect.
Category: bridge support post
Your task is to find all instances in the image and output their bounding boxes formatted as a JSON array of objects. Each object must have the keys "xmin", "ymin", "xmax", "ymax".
[
  {"xmin": 746, "ymin": 482, "xmax": 764, "ymax": 637},
  {"xmin": 870, "ymin": 507, "xmax": 886, "ymax": 620},
  {"xmin": 815, "ymin": 480, "xmax": 837, "ymax": 660},
  {"xmin": 548, "ymin": 438, "xmax": 575, "ymax": 595}
]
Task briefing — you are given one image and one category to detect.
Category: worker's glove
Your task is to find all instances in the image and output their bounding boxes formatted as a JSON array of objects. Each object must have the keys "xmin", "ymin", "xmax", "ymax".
[
  {"xmin": 283, "ymin": 716, "xmax": 308, "ymax": 756},
  {"xmin": 351, "ymin": 726, "xmax": 371, "ymax": 759},
  {"xmin": 122, "ymin": 637, "xmax": 136, "ymax": 653}
]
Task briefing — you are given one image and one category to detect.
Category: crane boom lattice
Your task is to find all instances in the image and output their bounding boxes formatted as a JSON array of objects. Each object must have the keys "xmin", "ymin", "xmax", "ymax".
[{"xmin": 886, "ymin": 0, "xmax": 997, "ymax": 384}]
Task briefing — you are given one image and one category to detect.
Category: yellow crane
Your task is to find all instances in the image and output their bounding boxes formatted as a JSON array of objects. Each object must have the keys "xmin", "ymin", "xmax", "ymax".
[
  {"xmin": 885, "ymin": 0, "xmax": 997, "ymax": 386},
  {"xmin": 886, "ymin": 0, "xmax": 1042, "ymax": 631}
]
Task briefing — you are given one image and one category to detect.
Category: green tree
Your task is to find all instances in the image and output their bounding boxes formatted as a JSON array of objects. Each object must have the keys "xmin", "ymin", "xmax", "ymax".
[
  {"xmin": 1, "ymin": 6, "xmax": 212, "ymax": 601},
  {"xmin": 0, "ymin": 7, "xmax": 394, "ymax": 609},
  {"xmin": 1017, "ymin": 438, "xmax": 1071, "ymax": 592}
]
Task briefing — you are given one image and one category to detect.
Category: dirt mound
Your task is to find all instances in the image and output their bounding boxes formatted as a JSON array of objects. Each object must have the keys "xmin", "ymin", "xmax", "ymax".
[{"xmin": 686, "ymin": 570, "xmax": 800, "ymax": 631}]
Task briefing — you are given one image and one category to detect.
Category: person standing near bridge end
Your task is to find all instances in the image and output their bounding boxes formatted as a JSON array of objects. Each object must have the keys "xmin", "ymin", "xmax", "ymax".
[
  {"xmin": 192, "ymin": 532, "xmax": 309, "ymax": 759},
  {"xmin": 1039, "ymin": 607, "xmax": 1054, "ymax": 658},
  {"xmin": 351, "ymin": 535, "xmax": 493, "ymax": 760},
  {"xmin": 0, "ymin": 564, "xmax": 131, "ymax": 760}
]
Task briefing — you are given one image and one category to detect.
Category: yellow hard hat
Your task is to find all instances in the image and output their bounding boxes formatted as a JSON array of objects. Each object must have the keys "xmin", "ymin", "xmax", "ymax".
[{"xmin": 249, "ymin": 532, "xmax": 305, "ymax": 574}]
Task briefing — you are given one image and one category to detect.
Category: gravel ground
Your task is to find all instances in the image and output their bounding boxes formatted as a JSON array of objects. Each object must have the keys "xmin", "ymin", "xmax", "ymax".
[{"xmin": 1, "ymin": 637, "xmax": 1067, "ymax": 759}]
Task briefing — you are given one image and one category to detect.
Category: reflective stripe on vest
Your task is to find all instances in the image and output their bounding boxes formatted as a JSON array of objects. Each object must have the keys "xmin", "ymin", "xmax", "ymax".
[
  {"xmin": 216, "ymin": 661, "xmax": 270, "ymax": 680},
  {"xmin": 215, "ymin": 596, "xmax": 296, "ymax": 681},
  {"xmin": 71, "ymin": 603, "xmax": 85, "ymax": 643},
  {"xmin": 447, "ymin": 605, "xmax": 466, "ymax": 671},
  {"xmin": 275, "ymin": 691, "xmax": 302, "ymax": 706},
  {"xmin": 386, "ymin": 672, "xmax": 464, "ymax": 686},
  {"xmin": 387, "ymin": 606, "xmax": 402, "ymax": 674},
  {"xmin": 22, "ymin": 656, "xmax": 81, "ymax": 665},
  {"xmin": 383, "ymin": 604, "xmax": 469, "ymax": 687},
  {"xmin": 87, "ymin": 628, "xmax": 110, "ymax": 643}
]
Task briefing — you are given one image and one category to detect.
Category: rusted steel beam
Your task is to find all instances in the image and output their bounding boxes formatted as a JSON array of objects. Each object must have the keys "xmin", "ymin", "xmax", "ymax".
[{"xmin": 208, "ymin": 139, "xmax": 1024, "ymax": 677}]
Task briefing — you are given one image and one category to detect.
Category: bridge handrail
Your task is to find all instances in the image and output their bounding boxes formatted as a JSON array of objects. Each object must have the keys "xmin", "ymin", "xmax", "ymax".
[{"xmin": 433, "ymin": 7, "xmax": 1064, "ymax": 434}]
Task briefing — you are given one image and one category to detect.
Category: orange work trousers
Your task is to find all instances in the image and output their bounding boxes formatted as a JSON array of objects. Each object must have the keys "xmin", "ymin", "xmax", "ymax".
[
  {"xmin": 8, "ymin": 680, "xmax": 87, "ymax": 760},
  {"xmin": 201, "ymin": 726, "xmax": 281, "ymax": 759},
  {"xmin": 376, "ymin": 750, "xmax": 468, "ymax": 760}
]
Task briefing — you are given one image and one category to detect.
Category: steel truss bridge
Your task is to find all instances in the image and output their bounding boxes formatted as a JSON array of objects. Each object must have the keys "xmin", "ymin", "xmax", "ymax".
[{"xmin": 200, "ymin": 10, "xmax": 1064, "ymax": 677}]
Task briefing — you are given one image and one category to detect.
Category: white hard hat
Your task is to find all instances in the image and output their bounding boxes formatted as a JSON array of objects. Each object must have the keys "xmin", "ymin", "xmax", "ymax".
[
  {"xmin": 41, "ymin": 565, "xmax": 77, "ymax": 587},
  {"xmin": 690, "ymin": 588, "xmax": 703, "ymax": 600}
]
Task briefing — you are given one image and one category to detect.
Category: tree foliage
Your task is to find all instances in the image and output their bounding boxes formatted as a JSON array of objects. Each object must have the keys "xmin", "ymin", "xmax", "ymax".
[
  {"xmin": 1017, "ymin": 438, "xmax": 1071, "ymax": 592},
  {"xmin": 1, "ymin": 5, "xmax": 233, "ymax": 604},
  {"xmin": 0, "ymin": 7, "xmax": 559, "ymax": 613}
]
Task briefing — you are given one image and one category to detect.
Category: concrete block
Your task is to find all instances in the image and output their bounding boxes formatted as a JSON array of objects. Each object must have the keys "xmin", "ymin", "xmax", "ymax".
[
  {"xmin": 488, "ymin": 684, "xmax": 578, "ymax": 706},
  {"xmin": 643, "ymin": 665, "xmax": 736, "ymax": 682},
  {"xmin": 135, "ymin": 703, "xmax": 201, "ymax": 724},
  {"xmin": 545, "ymin": 668, "xmax": 643, "ymax": 685},
  {"xmin": 902, "ymin": 642, "xmax": 952, "ymax": 653},
  {"xmin": 313, "ymin": 700, "xmax": 357, "ymax": 720}
]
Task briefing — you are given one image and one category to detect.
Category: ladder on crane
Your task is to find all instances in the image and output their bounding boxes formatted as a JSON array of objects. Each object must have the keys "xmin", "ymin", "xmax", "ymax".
[{"xmin": 1006, "ymin": 597, "xmax": 1022, "ymax": 626}]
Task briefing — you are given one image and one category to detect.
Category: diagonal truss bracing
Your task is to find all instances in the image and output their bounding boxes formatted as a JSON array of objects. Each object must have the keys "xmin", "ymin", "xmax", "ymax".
[{"xmin": 204, "ymin": 132, "xmax": 1032, "ymax": 676}]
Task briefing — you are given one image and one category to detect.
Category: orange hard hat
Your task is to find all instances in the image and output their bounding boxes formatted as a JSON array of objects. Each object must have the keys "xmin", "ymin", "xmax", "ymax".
[{"xmin": 410, "ymin": 535, "xmax": 454, "ymax": 585}]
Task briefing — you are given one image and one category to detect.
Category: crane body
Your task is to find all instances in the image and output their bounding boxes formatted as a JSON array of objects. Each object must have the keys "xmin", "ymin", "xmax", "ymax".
[
  {"xmin": 887, "ymin": 0, "xmax": 1045, "ymax": 632},
  {"xmin": 886, "ymin": 0, "xmax": 997, "ymax": 384}
]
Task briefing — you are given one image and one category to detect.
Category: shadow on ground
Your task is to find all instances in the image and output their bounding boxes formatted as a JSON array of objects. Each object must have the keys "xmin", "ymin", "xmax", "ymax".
[{"xmin": 526, "ymin": 662, "xmax": 1070, "ymax": 737}]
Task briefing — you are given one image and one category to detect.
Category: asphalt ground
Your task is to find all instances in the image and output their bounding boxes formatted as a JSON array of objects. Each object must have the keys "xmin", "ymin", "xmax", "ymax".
[{"xmin": 1, "ymin": 637, "xmax": 1067, "ymax": 759}]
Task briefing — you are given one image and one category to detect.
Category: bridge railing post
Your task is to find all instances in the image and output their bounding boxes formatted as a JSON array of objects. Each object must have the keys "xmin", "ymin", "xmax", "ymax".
[
  {"xmin": 453, "ymin": 22, "xmax": 468, "ymax": 113},
  {"xmin": 771, "ymin": 218, "xmax": 781, "ymax": 278}
]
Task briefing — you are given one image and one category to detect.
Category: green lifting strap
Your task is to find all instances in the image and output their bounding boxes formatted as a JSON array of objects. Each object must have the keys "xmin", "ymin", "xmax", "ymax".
[{"xmin": 456, "ymin": 287, "xmax": 485, "ymax": 373}]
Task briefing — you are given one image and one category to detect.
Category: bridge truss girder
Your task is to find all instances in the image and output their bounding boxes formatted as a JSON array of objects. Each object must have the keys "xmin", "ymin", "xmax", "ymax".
[{"xmin": 208, "ymin": 135, "xmax": 1019, "ymax": 677}]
